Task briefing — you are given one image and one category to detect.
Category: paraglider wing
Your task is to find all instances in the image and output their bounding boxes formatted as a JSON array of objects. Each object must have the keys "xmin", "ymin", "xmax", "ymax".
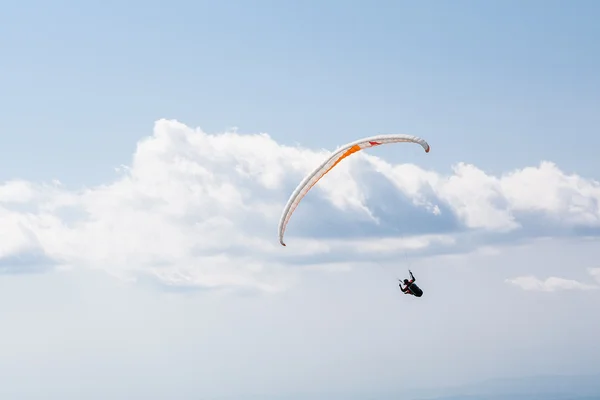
[{"xmin": 277, "ymin": 134, "xmax": 430, "ymax": 246}]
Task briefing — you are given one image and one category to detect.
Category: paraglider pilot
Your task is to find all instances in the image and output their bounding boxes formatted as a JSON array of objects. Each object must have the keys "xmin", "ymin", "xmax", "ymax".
[{"xmin": 399, "ymin": 270, "xmax": 423, "ymax": 297}]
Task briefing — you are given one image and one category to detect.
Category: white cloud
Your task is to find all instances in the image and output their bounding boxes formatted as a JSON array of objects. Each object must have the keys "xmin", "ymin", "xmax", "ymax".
[
  {"xmin": 588, "ymin": 267, "xmax": 600, "ymax": 283},
  {"xmin": 368, "ymin": 158, "xmax": 600, "ymax": 232},
  {"xmin": 0, "ymin": 119, "xmax": 600, "ymax": 291},
  {"xmin": 506, "ymin": 271, "xmax": 600, "ymax": 292}
]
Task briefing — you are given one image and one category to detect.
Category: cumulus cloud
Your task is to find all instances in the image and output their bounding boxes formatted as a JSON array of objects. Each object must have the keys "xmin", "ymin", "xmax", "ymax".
[
  {"xmin": 505, "ymin": 276, "xmax": 598, "ymax": 292},
  {"xmin": 506, "ymin": 268, "xmax": 600, "ymax": 292},
  {"xmin": 589, "ymin": 267, "xmax": 600, "ymax": 283},
  {"xmin": 0, "ymin": 119, "xmax": 599, "ymax": 291}
]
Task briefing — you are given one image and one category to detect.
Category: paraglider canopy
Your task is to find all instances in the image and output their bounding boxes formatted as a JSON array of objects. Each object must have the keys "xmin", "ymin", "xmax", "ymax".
[{"xmin": 278, "ymin": 134, "xmax": 430, "ymax": 246}]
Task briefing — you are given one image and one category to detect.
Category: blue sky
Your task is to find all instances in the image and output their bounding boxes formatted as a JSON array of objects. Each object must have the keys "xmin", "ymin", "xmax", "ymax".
[
  {"xmin": 1, "ymin": 1, "xmax": 600, "ymax": 399},
  {"xmin": 3, "ymin": 0, "xmax": 600, "ymax": 184}
]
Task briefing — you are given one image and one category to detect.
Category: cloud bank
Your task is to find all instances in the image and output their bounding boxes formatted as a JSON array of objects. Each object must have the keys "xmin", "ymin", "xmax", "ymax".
[
  {"xmin": 1, "ymin": 119, "xmax": 599, "ymax": 291},
  {"xmin": 506, "ymin": 268, "xmax": 600, "ymax": 292}
]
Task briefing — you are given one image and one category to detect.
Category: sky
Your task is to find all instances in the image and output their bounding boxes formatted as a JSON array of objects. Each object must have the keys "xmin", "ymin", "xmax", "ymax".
[{"xmin": 1, "ymin": 0, "xmax": 600, "ymax": 399}]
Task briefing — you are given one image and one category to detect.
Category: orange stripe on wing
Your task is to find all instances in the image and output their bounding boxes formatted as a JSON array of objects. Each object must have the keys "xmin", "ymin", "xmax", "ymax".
[{"xmin": 301, "ymin": 144, "xmax": 363, "ymax": 199}]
